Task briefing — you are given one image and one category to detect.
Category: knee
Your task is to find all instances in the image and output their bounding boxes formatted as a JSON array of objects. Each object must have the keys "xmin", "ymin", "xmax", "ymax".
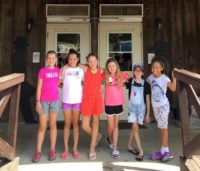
[
  {"xmin": 38, "ymin": 124, "xmax": 47, "ymax": 132},
  {"xmin": 73, "ymin": 121, "xmax": 79, "ymax": 129},
  {"xmin": 82, "ymin": 122, "xmax": 89, "ymax": 131},
  {"xmin": 64, "ymin": 121, "xmax": 71, "ymax": 129},
  {"xmin": 49, "ymin": 122, "xmax": 57, "ymax": 130},
  {"xmin": 113, "ymin": 123, "xmax": 119, "ymax": 130},
  {"xmin": 132, "ymin": 124, "xmax": 139, "ymax": 133}
]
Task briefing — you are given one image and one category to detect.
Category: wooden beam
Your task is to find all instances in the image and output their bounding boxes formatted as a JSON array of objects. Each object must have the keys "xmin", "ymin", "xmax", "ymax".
[
  {"xmin": 0, "ymin": 138, "xmax": 15, "ymax": 161},
  {"xmin": 7, "ymin": 84, "xmax": 21, "ymax": 157},
  {"xmin": 178, "ymin": 81, "xmax": 190, "ymax": 157},
  {"xmin": 174, "ymin": 69, "xmax": 200, "ymax": 88},
  {"xmin": 0, "ymin": 92, "xmax": 12, "ymax": 118},
  {"xmin": 0, "ymin": 74, "xmax": 24, "ymax": 91},
  {"xmin": 186, "ymin": 84, "xmax": 200, "ymax": 118}
]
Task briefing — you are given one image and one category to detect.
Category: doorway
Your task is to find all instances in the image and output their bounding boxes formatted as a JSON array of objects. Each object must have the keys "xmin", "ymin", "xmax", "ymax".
[{"xmin": 99, "ymin": 22, "xmax": 143, "ymax": 120}]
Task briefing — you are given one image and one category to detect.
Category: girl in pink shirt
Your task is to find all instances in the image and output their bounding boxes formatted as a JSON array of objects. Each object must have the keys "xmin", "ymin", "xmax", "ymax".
[
  {"xmin": 104, "ymin": 58, "xmax": 130, "ymax": 159},
  {"xmin": 32, "ymin": 51, "xmax": 60, "ymax": 162}
]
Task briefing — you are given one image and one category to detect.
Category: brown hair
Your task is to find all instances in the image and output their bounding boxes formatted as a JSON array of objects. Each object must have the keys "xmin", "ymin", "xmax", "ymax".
[{"xmin": 86, "ymin": 52, "xmax": 98, "ymax": 61}]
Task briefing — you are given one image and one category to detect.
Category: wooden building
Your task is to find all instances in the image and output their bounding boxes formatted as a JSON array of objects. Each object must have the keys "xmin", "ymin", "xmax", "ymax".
[{"xmin": 0, "ymin": 0, "xmax": 200, "ymax": 122}]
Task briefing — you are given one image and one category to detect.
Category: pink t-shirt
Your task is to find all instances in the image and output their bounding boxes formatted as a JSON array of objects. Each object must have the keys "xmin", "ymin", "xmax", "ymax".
[
  {"xmin": 104, "ymin": 72, "xmax": 128, "ymax": 106},
  {"xmin": 38, "ymin": 67, "xmax": 60, "ymax": 101}
]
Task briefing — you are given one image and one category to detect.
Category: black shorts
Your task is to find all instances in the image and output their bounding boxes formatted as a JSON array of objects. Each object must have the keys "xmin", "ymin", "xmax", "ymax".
[{"xmin": 105, "ymin": 105, "xmax": 123, "ymax": 115}]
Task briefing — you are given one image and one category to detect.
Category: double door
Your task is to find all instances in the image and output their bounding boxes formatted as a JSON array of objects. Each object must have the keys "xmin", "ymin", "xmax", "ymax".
[{"xmin": 46, "ymin": 22, "xmax": 142, "ymax": 120}]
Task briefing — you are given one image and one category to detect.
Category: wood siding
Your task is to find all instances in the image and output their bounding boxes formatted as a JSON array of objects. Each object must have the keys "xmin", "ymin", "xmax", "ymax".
[{"xmin": 0, "ymin": 0, "xmax": 199, "ymax": 86}]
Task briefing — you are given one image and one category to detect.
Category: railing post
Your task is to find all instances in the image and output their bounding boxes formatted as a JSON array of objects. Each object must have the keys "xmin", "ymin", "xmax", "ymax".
[
  {"xmin": 7, "ymin": 84, "xmax": 21, "ymax": 158},
  {"xmin": 178, "ymin": 81, "xmax": 190, "ymax": 157}
]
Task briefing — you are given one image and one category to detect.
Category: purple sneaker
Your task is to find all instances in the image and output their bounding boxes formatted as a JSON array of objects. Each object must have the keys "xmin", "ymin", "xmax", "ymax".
[
  {"xmin": 151, "ymin": 151, "xmax": 162, "ymax": 160},
  {"xmin": 162, "ymin": 152, "xmax": 173, "ymax": 162}
]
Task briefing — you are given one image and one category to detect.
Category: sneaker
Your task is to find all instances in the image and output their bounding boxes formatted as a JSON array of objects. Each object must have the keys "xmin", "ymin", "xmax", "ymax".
[
  {"xmin": 151, "ymin": 151, "xmax": 163, "ymax": 160},
  {"xmin": 106, "ymin": 137, "xmax": 113, "ymax": 150},
  {"xmin": 112, "ymin": 149, "xmax": 120, "ymax": 159},
  {"xmin": 48, "ymin": 150, "xmax": 57, "ymax": 161},
  {"xmin": 162, "ymin": 152, "xmax": 173, "ymax": 162},
  {"xmin": 32, "ymin": 151, "xmax": 41, "ymax": 162}
]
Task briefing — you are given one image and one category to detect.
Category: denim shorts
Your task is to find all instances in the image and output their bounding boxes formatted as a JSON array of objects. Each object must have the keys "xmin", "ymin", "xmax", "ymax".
[
  {"xmin": 62, "ymin": 103, "xmax": 81, "ymax": 111},
  {"xmin": 128, "ymin": 103, "xmax": 146, "ymax": 125},
  {"xmin": 38, "ymin": 101, "xmax": 59, "ymax": 115}
]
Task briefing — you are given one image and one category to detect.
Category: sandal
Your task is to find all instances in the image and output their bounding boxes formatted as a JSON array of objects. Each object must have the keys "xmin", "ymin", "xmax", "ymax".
[
  {"xmin": 60, "ymin": 151, "xmax": 69, "ymax": 159},
  {"xmin": 89, "ymin": 152, "xmax": 96, "ymax": 160},
  {"xmin": 127, "ymin": 148, "xmax": 139, "ymax": 155},
  {"xmin": 136, "ymin": 154, "xmax": 143, "ymax": 161},
  {"xmin": 73, "ymin": 151, "xmax": 80, "ymax": 159}
]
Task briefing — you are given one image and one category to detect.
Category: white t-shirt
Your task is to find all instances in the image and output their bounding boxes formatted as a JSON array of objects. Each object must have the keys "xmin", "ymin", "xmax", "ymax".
[
  {"xmin": 61, "ymin": 67, "xmax": 84, "ymax": 104},
  {"xmin": 147, "ymin": 74, "xmax": 170, "ymax": 108}
]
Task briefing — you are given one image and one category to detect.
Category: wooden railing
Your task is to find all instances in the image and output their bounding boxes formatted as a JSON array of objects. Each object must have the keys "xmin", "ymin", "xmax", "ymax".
[
  {"xmin": 174, "ymin": 69, "xmax": 200, "ymax": 171},
  {"xmin": 0, "ymin": 73, "xmax": 24, "ymax": 161}
]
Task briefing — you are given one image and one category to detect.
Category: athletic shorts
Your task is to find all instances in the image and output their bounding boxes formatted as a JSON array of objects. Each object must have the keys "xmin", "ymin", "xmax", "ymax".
[
  {"xmin": 153, "ymin": 102, "xmax": 170, "ymax": 129},
  {"xmin": 38, "ymin": 101, "xmax": 59, "ymax": 115},
  {"xmin": 81, "ymin": 94, "xmax": 103, "ymax": 116},
  {"xmin": 105, "ymin": 105, "xmax": 123, "ymax": 116},
  {"xmin": 62, "ymin": 103, "xmax": 81, "ymax": 111}
]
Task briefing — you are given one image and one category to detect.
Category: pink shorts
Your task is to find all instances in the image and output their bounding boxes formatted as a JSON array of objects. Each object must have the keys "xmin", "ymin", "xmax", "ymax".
[{"xmin": 62, "ymin": 103, "xmax": 81, "ymax": 111}]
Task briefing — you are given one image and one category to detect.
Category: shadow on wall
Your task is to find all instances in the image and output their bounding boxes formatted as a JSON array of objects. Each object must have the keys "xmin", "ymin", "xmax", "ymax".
[{"xmin": 10, "ymin": 36, "xmax": 37, "ymax": 123}]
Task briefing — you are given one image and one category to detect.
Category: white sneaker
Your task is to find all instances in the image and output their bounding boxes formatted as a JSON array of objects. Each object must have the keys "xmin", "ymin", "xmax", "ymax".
[
  {"xmin": 112, "ymin": 149, "xmax": 120, "ymax": 159},
  {"xmin": 106, "ymin": 137, "xmax": 113, "ymax": 150}
]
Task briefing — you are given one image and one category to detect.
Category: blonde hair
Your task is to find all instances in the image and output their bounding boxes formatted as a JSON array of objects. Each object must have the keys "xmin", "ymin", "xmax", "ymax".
[
  {"xmin": 45, "ymin": 50, "xmax": 58, "ymax": 67},
  {"xmin": 105, "ymin": 58, "xmax": 122, "ymax": 87}
]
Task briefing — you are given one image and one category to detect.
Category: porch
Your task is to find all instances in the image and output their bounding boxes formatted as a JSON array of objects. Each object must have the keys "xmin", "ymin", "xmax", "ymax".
[
  {"xmin": 1, "ymin": 71, "xmax": 200, "ymax": 171},
  {"xmin": 0, "ymin": 120, "xmax": 185, "ymax": 171}
]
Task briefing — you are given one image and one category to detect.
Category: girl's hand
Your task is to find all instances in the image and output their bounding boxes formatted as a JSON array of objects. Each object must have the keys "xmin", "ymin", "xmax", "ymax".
[
  {"xmin": 36, "ymin": 102, "xmax": 42, "ymax": 113},
  {"xmin": 145, "ymin": 113, "xmax": 150, "ymax": 124}
]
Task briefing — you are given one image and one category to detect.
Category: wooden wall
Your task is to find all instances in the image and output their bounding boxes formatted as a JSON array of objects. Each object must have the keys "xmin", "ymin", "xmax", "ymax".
[{"xmin": 0, "ymin": 0, "xmax": 199, "ymax": 87}]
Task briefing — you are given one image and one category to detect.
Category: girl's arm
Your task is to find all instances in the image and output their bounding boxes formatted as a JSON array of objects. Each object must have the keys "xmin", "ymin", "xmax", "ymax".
[
  {"xmin": 59, "ymin": 66, "xmax": 67, "ymax": 88},
  {"xmin": 145, "ymin": 94, "xmax": 151, "ymax": 123},
  {"xmin": 78, "ymin": 64, "xmax": 87, "ymax": 72},
  {"xmin": 35, "ymin": 78, "xmax": 43, "ymax": 112},
  {"xmin": 167, "ymin": 71, "xmax": 176, "ymax": 92}
]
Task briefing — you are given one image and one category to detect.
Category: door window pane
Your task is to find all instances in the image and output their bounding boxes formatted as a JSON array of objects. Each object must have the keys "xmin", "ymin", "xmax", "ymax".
[
  {"xmin": 109, "ymin": 33, "xmax": 132, "ymax": 71},
  {"xmin": 56, "ymin": 33, "xmax": 80, "ymax": 67}
]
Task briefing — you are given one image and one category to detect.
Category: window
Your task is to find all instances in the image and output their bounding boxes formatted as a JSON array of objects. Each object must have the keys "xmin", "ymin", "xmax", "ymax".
[
  {"xmin": 56, "ymin": 33, "xmax": 80, "ymax": 67},
  {"xmin": 108, "ymin": 33, "xmax": 132, "ymax": 71}
]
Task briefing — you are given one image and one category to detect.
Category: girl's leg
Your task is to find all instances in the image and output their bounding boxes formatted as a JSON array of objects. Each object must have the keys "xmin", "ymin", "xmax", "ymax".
[
  {"xmin": 127, "ymin": 123, "xmax": 135, "ymax": 149},
  {"xmin": 82, "ymin": 115, "xmax": 92, "ymax": 136},
  {"xmin": 107, "ymin": 115, "xmax": 114, "ymax": 144},
  {"xmin": 161, "ymin": 128, "xmax": 168, "ymax": 147},
  {"xmin": 113, "ymin": 115, "xmax": 119, "ymax": 150},
  {"xmin": 63, "ymin": 110, "xmax": 72, "ymax": 152},
  {"xmin": 49, "ymin": 112, "xmax": 58, "ymax": 151},
  {"xmin": 36, "ymin": 114, "xmax": 48, "ymax": 152},
  {"xmin": 72, "ymin": 110, "xmax": 80, "ymax": 153},
  {"xmin": 89, "ymin": 115, "xmax": 100, "ymax": 154},
  {"xmin": 132, "ymin": 123, "xmax": 143, "ymax": 156}
]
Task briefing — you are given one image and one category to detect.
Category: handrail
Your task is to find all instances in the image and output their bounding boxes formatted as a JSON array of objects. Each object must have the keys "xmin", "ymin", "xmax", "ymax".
[
  {"xmin": 0, "ymin": 73, "xmax": 24, "ymax": 161},
  {"xmin": 174, "ymin": 69, "xmax": 200, "ymax": 158}
]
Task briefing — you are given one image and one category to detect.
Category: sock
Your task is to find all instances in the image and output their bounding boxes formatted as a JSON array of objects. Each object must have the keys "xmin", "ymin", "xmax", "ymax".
[{"xmin": 161, "ymin": 147, "xmax": 169, "ymax": 155}]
